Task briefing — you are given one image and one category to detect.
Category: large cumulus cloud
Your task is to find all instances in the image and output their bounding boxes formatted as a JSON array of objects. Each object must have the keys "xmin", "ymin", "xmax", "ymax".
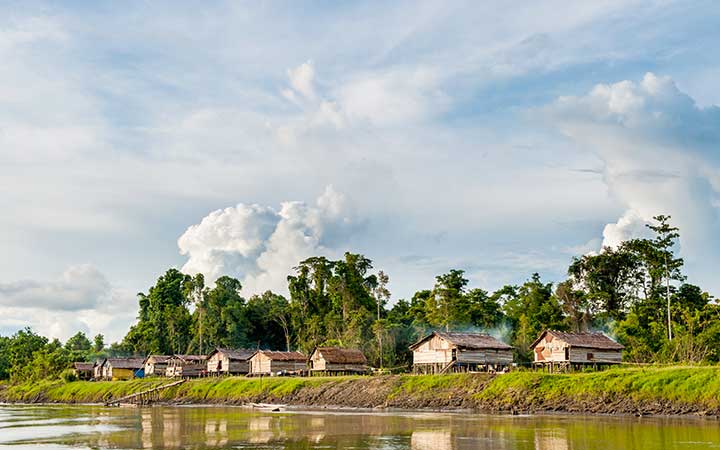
[
  {"xmin": 178, "ymin": 186, "xmax": 350, "ymax": 294},
  {"xmin": 543, "ymin": 73, "xmax": 720, "ymax": 291}
]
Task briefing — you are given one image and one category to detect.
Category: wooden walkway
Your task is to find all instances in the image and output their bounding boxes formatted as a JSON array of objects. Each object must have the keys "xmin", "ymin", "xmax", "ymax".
[{"xmin": 105, "ymin": 379, "xmax": 186, "ymax": 407}]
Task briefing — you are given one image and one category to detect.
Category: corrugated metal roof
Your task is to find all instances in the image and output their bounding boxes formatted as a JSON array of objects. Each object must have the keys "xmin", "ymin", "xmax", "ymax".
[
  {"xmin": 409, "ymin": 331, "xmax": 512, "ymax": 350},
  {"xmin": 531, "ymin": 330, "xmax": 624, "ymax": 350},
  {"xmin": 314, "ymin": 347, "xmax": 367, "ymax": 364}
]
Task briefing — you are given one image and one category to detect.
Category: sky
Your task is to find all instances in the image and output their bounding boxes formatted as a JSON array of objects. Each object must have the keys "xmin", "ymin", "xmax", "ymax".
[{"xmin": 1, "ymin": 1, "xmax": 719, "ymax": 342}]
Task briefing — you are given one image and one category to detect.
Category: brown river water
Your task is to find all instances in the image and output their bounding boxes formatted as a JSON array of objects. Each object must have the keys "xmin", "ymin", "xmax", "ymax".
[{"xmin": 0, "ymin": 405, "xmax": 719, "ymax": 449}]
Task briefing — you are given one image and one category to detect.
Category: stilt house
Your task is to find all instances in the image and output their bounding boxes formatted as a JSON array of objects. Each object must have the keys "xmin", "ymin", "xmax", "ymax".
[
  {"xmin": 409, "ymin": 331, "xmax": 513, "ymax": 373},
  {"xmin": 165, "ymin": 355, "xmax": 208, "ymax": 378},
  {"xmin": 248, "ymin": 351, "xmax": 306, "ymax": 376},
  {"xmin": 103, "ymin": 358, "xmax": 145, "ymax": 380},
  {"xmin": 206, "ymin": 348, "xmax": 255, "ymax": 375},
  {"xmin": 531, "ymin": 330, "xmax": 624, "ymax": 371},
  {"xmin": 308, "ymin": 347, "xmax": 368, "ymax": 375},
  {"xmin": 143, "ymin": 355, "xmax": 171, "ymax": 377},
  {"xmin": 72, "ymin": 362, "xmax": 94, "ymax": 380}
]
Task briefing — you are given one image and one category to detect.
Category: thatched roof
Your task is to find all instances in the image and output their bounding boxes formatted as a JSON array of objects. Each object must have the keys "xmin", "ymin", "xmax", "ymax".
[
  {"xmin": 313, "ymin": 347, "xmax": 367, "ymax": 364},
  {"xmin": 531, "ymin": 330, "xmax": 624, "ymax": 350},
  {"xmin": 208, "ymin": 347, "xmax": 255, "ymax": 361},
  {"xmin": 253, "ymin": 350, "xmax": 306, "ymax": 361},
  {"xmin": 106, "ymin": 358, "xmax": 145, "ymax": 369},
  {"xmin": 73, "ymin": 362, "xmax": 94, "ymax": 371},
  {"xmin": 409, "ymin": 331, "xmax": 512, "ymax": 351}
]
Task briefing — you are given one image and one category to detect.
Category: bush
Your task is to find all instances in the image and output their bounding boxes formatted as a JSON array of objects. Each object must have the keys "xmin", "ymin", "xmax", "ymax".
[{"xmin": 60, "ymin": 369, "xmax": 78, "ymax": 383}]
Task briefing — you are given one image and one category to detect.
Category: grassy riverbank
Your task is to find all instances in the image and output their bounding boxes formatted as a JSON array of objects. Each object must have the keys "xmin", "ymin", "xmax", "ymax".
[{"xmin": 2, "ymin": 366, "xmax": 719, "ymax": 416}]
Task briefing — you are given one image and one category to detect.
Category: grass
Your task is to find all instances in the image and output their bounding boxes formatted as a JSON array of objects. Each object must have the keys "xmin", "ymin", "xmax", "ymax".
[
  {"xmin": 2, "ymin": 366, "xmax": 720, "ymax": 412},
  {"xmin": 474, "ymin": 366, "xmax": 720, "ymax": 409}
]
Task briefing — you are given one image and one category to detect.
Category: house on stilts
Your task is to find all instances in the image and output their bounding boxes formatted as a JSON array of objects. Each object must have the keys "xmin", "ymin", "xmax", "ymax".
[
  {"xmin": 142, "ymin": 355, "xmax": 171, "ymax": 377},
  {"xmin": 409, "ymin": 331, "xmax": 513, "ymax": 374},
  {"xmin": 165, "ymin": 355, "xmax": 208, "ymax": 378},
  {"xmin": 206, "ymin": 348, "xmax": 255, "ymax": 376},
  {"xmin": 531, "ymin": 330, "xmax": 624, "ymax": 372},
  {"xmin": 308, "ymin": 347, "xmax": 368, "ymax": 376},
  {"xmin": 248, "ymin": 350, "xmax": 306, "ymax": 376}
]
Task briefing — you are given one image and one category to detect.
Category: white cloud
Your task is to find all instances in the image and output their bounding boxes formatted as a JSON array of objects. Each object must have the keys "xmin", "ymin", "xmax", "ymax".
[
  {"xmin": 544, "ymin": 73, "xmax": 720, "ymax": 291},
  {"xmin": 178, "ymin": 186, "xmax": 349, "ymax": 295},
  {"xmin": 0, "ymin": 264, "xmax": 110, "ymax": 311},
  {"xmin": 286, "ymin": 60, "xmax": 317, "ymax": 101},
  {"xmin": 0, "ymin": 265, "xmax": 136, "ymax": 341},
  {"xmin": 601, "ymin": 210, "xmax": 652, "ymax": 249}
]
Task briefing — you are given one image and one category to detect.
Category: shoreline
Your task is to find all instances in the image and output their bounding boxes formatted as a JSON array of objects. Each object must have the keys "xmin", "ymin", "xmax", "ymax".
[{"xmin": 2, "ymin": 366, "xmax": 720, "ymax": 418}]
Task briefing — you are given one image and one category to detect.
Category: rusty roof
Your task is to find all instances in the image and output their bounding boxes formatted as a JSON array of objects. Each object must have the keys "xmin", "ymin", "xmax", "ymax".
[
  {"xmin": 313, "ymin": 347, "xmax": 368, "ymax": 365},
  {"xmin": 253, "ymin": 350, "xmax": 306, "ymax": 361},
  {"xmin": 531, "ymin": 330, "xmax": 624, "ymax": 350},
  {"xmin": 106, "ymin": 358, "xmax": 145, "ymax": 369},
  {"xmin": 209, "ymin": 347, "xmax": 255, "ymax": 361},
  {"xmin": 409, "ymin": 331, "xmax": 512, "ymax": 350}
]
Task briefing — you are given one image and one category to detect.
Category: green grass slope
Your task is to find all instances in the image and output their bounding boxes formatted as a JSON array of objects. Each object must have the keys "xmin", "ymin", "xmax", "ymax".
[{"xmin": 2, "ymin": 366, "xmax": 719, "ymax": 415}]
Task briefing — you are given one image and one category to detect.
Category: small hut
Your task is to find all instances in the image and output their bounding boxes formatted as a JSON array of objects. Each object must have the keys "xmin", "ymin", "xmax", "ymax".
[
  {"xmin": 308, "ymin": 347, "xmax": 368, "ymax": 375},
  {"xmin": 143, "ymin": 355, "xmax": 171, "ymax": 377},
  {"xmin": 531, "ymin": 330, "xmax": 624, "ymax": 371},
  {"xmin": 103, "ymin": 358, "xmax": 145, "ymax": 381},
  {"xmin": 409, "ymin": 331, "xmax": 513, "ymax": 374},
  {"xmin": 206, "ymin": 348, "xmax": 255, "ymax": 376},
  {"xmin": 93, "ymin": 359, "xmax": 106, "ymax": 380},
  {"xmin": 248, "ymin": 351, "xmax": 306, "ymax": 376},
  {"xmin": 72, "ymin": 362, "xmax": 94, "ymax": 381},
  {"xmin": 165, "ymin": 355, "xmax": 208, "ymax": 378}
]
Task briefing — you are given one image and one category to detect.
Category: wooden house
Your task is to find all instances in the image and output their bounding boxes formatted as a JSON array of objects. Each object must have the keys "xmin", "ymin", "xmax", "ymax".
[
  {"xmin": 308, "ymin": 347, "xmax": 368, "ymax": 375},
  {"xmin": 531, "ymin": 330, "xmax": 624, "ymax": 371},
  {"xmin": 206, "ymin": 348, "xmax": 255, "ymax": 375},
  {"xmin": 93, "ymin": 359, "xmax": 106, "ymax": 380},
  {"xmin": 248, "ymin": 351, "xmax": 306, "ymax": 376},
  {"xmin": 165, "ymin": 355, "xmax": 208, "ymax": 378},
  {"xmin": 72, "ymin": 362, "xmax": 94, "ymax": 381},
  {"xmin": 143, "ymin": 355, "xmax": 171, "ymax": 377},
  {"xmin": 103, "ymin": 358, "xmax": 145, "ymax": 381},
  {"xmin": 409, "ymin": 331, "xmax": 513, "ymax": 374}
]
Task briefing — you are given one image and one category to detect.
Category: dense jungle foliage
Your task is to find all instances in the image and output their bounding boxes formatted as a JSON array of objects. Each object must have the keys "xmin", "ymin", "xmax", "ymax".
[{"xmin": 2, "ymin": 215, "xmax": 718, "ymax": 382}]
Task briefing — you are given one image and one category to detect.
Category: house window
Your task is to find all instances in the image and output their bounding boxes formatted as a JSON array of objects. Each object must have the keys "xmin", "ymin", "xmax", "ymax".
[
  {"xmin": 564, "ymin": 347, "xmax": 569, "ymax": 360},
  {"xmin": 587, "ymin": 353, "xmax": 593, "ymax": 361}
]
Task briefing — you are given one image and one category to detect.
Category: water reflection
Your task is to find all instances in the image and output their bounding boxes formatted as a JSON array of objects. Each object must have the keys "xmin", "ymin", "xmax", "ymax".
[
  {"xmin": 534, "ymin": 429, "xmax": 569, "ymax": 450},
  {"xmin": 1, "ymin": 405, "xmax": 719, "ymax": 450}
]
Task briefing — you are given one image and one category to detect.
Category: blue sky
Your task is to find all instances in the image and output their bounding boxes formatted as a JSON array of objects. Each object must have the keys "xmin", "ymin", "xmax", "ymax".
[{"xmin": 1, "ymin": 1, "xmax": 719, "ymax": 341}]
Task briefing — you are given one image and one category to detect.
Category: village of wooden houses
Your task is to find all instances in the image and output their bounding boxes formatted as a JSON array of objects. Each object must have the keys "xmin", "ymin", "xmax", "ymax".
[{"xmin": 73, "ymin": 330, "xmax": 624, "ymax": 381}]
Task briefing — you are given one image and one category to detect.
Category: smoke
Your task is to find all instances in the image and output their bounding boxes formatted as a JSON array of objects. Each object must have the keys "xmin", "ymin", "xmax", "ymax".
[
  {"xmin": 178, "ymin": 186, "xmax": 351, "ymax": 295},
  {"xmin": 543, "ymin": 72, "xmax": 720, "ymax": 293}
]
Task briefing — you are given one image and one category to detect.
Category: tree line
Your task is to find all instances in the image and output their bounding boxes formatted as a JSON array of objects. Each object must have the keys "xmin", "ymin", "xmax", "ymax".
[{"xmin": 1, "ymin": 215, "xmax": 718, "ymax": 382}]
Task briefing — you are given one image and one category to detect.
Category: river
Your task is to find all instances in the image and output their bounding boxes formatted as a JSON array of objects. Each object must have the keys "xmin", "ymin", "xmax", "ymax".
[{"xmin": 0, "ymin": 405, "xmax": 718, "ymax": 449}]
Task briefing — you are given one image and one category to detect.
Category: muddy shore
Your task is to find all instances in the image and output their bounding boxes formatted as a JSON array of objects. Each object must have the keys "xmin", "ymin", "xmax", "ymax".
[{"xmin": 2, "ymin": 367, "xmax": 719, "ymax": 417}]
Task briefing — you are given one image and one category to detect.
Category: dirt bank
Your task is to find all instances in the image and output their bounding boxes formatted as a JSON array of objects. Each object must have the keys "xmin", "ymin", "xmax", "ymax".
[{"xmin": 2, "ymin": 367, "xmax": 720, "ymax": 417}]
